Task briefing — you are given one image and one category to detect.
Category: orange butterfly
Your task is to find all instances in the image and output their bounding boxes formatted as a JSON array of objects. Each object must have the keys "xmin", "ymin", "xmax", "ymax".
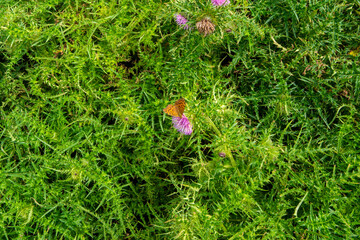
[{"xmin": 163, "ymin": 98, "xmax": 186, "ymax": 118}]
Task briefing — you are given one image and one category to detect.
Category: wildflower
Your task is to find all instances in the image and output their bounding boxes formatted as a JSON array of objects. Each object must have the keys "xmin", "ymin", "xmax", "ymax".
[
  {"xmin": 172, "ymin": 114, "xmax": 192, "ymax": 135},
  {"xmin": 175, "ymin": 14, "xmax": 190, "ymax": 30},
  {"xmin": 211, "ymin": 0, "xmax": 230, "ymax": 6},
  {"xmin": 219, "ymin": 152, "xmax": 226, "ymax": 158},
  {"xmin": 196, "ymin": 17, "xmax": 215, "ymax": 36}
]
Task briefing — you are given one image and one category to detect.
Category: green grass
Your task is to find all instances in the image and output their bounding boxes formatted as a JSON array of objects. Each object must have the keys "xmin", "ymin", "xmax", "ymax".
[{"xmin": 1, "ymin": 0, "xmax": 360, "ymax": 239}]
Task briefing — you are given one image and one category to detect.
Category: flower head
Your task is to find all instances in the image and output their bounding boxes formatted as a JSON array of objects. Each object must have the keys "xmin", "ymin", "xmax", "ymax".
[
  {"xmin": 211, "ymin": 0, "xmax": 230, "ymax": 6},
  {"xmin": 196, "ymin": 17, "xmax": 215, "ymax": 36},
  {"xmin": 172, "ymin": 114, "xmax": 192, "ymax": 135},
  {"xmin": 175, "ymin": 14, "xmax": 190, "ymax": 30}
]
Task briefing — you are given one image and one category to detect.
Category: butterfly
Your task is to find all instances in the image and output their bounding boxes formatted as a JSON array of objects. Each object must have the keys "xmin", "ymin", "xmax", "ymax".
[{"xmin": 163, "ymin": 98, "xmax": 186, "ymax": 118}]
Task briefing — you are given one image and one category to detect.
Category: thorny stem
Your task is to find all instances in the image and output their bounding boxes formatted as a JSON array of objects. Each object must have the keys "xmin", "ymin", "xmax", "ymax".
[{"xmin": 205, "ymin": 116, "xmax": 240, "ymax": 176}]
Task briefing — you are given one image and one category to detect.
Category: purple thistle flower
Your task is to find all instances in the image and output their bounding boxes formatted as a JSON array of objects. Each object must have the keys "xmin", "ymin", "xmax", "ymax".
[
  {"xmin": 211, "ymin": 0, "xmax": 230, "ymax": 6},
  {"xmin": 172, "ymin": 114, "xmax": 192, "ymax": 135},
  {"xmin": 175, "ymin": 14, "xmax": 190, "ymax": 30}
]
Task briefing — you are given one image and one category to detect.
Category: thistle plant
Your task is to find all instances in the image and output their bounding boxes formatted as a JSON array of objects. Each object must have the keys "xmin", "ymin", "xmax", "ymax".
[{"xmin": 1, "ymin": 0, "xmax": 360, "ymax": 239}]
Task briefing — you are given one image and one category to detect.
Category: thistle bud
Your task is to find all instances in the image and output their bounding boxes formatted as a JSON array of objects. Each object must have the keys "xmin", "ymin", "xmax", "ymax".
[{"xmin": 219, "ymin": 152, "xmax": 226, "ymax": 158}]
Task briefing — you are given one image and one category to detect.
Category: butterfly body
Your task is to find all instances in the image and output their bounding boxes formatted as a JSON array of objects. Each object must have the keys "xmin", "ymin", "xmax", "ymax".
[{"xmin": 163, "ymin": 98, "xmax": 186, "ymax": 118}]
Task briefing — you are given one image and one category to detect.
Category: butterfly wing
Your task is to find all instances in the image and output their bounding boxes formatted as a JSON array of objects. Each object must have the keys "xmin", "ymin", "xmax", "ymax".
[
  {"xmin": 163, "ymin": 103, "xmax": 181, "ymax": 117},
  {"xmin": 174, "ymin": 98, "xmax": 186, "ymax": 117},
  {"xmin": 163, "ymin": 98, "xmax": 186, "ymax": 118}
]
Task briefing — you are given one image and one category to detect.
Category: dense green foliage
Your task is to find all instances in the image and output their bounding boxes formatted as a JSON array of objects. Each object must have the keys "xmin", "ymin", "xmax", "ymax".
[{"xmin": 1, "ymin": 0, "xmax": 360, "ymax": 239}]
